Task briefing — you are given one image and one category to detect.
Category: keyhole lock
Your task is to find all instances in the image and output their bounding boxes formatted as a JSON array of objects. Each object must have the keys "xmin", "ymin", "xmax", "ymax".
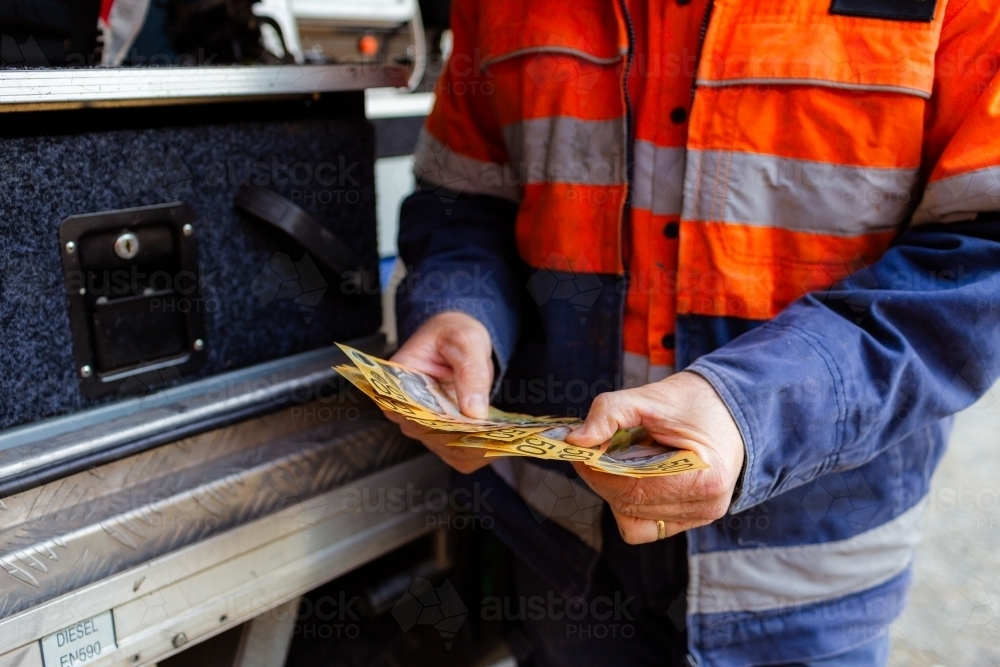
[
  {"xmin": 114, "ymin": 232, "xmax": 140, "ymax": 260},
  {"xmin": 60, "ymin": 202, "xmax": 205, "ymax": 398}
]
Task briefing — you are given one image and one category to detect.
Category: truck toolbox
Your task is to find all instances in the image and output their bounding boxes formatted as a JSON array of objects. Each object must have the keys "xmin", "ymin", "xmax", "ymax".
[{"xmin": 0, "ymin": 5, "xmax": 458, "ymax": 661}]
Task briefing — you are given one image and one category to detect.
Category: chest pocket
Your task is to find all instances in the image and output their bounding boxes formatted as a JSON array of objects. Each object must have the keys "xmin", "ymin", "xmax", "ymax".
[
  {"xmin": 477, "ymin": 0, "xmax": 624, "ymax": 73},
  {"xmin": 697, "ymin": 1, "xmax": 944, "ymax": 97},
  {"xmin": 677, "ymin": 0, "xmax": 947, "ymax": 321},
  {"xmin": 686, "ymin": 0, "xmax": 945, "ymax": 233}
]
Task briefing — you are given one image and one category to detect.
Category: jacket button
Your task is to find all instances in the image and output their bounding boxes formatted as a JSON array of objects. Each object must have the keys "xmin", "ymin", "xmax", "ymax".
[
  {"xmin": 663, "ymin": 222, "xmax": 679, "ymax": 238},
  {"xmin": 661, "ymin": 333, "xmax": 676, "ymax": 349},
  {"xmin": 670, "ymin": 107, "xmax": 688, "ymax": 124}
]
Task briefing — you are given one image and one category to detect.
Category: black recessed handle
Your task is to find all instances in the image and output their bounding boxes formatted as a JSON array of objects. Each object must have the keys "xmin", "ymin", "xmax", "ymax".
[{"xmin": 234, "ymin": 186, "xmax": 361, "ymax": 277}]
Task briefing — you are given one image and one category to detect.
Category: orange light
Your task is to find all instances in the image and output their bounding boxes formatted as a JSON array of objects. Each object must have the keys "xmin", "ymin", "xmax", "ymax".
[{"xmin": 358, "ymin": 34, "xmax": 379, "ymax": 56}]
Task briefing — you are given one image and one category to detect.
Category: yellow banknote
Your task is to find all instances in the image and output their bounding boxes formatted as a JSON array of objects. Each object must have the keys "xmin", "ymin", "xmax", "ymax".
[{"xmin": 335, "ymin": 345, "xmax": 709, "ymax": 477}]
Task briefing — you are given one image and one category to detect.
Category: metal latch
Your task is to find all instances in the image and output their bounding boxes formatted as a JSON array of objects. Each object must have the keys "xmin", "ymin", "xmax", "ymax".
[{"xmin": 59, "ymin": 202, "xmax": 207, "ymax": 398}]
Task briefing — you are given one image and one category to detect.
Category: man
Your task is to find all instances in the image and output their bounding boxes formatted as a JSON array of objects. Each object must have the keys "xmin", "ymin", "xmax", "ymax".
[{"xmin": 386, "ymin": 0, "xmax": 1000, "ymax": 664}]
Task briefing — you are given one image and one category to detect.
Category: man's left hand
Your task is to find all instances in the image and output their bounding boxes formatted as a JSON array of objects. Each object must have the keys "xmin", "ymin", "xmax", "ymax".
[{"xmin": 565, "ymin": 372, "xmax": 745, "ymax": 545}]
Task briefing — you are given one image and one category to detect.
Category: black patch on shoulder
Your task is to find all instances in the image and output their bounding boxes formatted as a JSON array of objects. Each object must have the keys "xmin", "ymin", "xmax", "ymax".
[{"xmin": 830, "ymin": 0, "xmax": 936, "ymax": 21}]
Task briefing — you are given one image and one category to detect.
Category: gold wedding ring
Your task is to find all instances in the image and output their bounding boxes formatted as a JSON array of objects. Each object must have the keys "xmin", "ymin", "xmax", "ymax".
[{"xmin": 656, "ymin": 520, "xmax": 667, "ymax": 540}]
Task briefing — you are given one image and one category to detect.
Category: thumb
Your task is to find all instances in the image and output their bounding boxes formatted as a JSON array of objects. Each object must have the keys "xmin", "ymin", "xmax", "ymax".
[
  {"xmin": 566, "ymin": 391, "xmax": 642, "ymax": 448},
  {"xmin": 439, "ymin": 339, "xmax": 493, "ymax": 420}
]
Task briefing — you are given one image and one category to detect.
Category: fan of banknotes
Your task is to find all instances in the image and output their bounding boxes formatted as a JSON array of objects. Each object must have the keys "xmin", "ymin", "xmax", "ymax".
[{"xmin": 334, "ymin": 344, "xmax": 708, "ymax": 478}]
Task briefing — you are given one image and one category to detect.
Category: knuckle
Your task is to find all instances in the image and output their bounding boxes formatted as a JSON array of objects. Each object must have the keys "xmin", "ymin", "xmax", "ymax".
[
  {"xmin": 446, "ymin": 327, "xmax": 470, "ymax": 348},
  {"xmin": 619, "ymin": 480, "xmax": 649, "ymax": 507},
  {"xmin": 705, "ymin": 499, "xmax": 729, "ymax": 521},
  {"xmin": 611, "ymin": 499, "xmax": 637, "ymax": 517},
  {"xmin": 591, "ymin": 392, "xmax": 613, "ymax": 413},
  {"xmin": 445, "ymin": 325, "xmax": 481, "ymax": 352},
  {"xmin": 695, "ymin": 472, "xmax": 727, "ymax": 500}
]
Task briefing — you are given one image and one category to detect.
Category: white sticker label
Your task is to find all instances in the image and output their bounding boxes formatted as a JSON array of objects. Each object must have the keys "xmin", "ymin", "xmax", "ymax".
[{"xmin": 40, "ymin": 610, "xmax": 117, "ymax": 667}]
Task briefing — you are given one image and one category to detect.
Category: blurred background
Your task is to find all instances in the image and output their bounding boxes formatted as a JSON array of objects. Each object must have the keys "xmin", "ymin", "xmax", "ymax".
[{"xmin": 890, "ymin": 386, "xmax": 1000, "ymax": 665}]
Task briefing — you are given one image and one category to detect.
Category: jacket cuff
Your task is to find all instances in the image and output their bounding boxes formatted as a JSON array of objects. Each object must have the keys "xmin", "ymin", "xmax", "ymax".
[
  {"xmin": 686, "ymin": 321, "xmax": 846, "ymax": 513},
  {"xmin": 684, "ymin": 364, "xmax": 758, "ymax": 514}
]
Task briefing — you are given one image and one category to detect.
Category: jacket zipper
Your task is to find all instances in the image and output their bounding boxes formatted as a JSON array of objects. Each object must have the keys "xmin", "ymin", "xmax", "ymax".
[
  {"xmin": 616, "ymin": 0, "xmax": 636, "ymax": 388},
  {"xmin": 618, "ymin": 0, "xmax": 636, "ymax": 189},
  {"xmin": 691, "ymin": 0, "xmax": 715, "ymax": 102},
  {"xmin": 616, "ymin": 0, "xmax": 637, "ymax": 223}
]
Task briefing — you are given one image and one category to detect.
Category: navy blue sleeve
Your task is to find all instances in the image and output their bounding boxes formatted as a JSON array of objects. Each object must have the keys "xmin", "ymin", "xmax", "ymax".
[
  {"xmin": 395, "ymin": 188, "xmax": 523, "ymax": 387},
  {"xmin": 688, "ymin": 219, "xmax": 1000, "ymax": 513}
]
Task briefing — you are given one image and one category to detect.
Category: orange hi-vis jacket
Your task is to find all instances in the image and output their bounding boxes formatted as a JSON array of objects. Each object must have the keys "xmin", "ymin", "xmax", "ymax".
[
  {"xmin": 415, "ymin": 0, "xmax": 999, "ymax": 386},
  {"xmin": 401, "ymin": 0, "xmax": 1000, "ymax": 663}
]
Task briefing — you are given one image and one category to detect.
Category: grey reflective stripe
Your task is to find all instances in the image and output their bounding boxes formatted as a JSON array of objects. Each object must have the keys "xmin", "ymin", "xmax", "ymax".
[
  {"xmin": 412, "ymin": 129, "xmax": 521, "ymax": 202},
  {"xmin": 633, "ymin": 141, "xmax": 686, "ymax": 215},
  {"xmin": 695, "ymin": 77, "xmax": 931, "ymax": 100},
  {"xmin": 491, "ymin": 456, "xmax": 604, "ymax": 552},
  {"xmin": 623, "ymin": 352, "xmax": 674, "ymax": 389},
  {"xmin": 688, "ymin": 500, "xmax": 925, "ymax": 615},
  {"xmin": 912, "ymin": 166, "xmax": 1000, "ymax": 225},
  {"xmin": 502, "ymin": 116, "xmax": 626, "ymax": 186},
  {"xmin": 481, "ymin": 46, "xmax": 624, "ymax": 70},
  {"xmin": 683, "ymin": 150, "xmax": 918, "ymax": 236}
]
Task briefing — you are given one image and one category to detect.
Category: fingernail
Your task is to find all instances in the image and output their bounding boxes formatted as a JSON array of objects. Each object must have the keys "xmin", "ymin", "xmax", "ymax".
[{"xmin": 463, "ymin": 395, "xmax": 488, "ymax": 419}]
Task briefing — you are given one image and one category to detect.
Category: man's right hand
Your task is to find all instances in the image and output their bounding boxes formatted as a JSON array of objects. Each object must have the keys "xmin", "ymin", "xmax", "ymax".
[{"xmin": 387, "ymin": 311, "xmax": 495, "ymax": 474}]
